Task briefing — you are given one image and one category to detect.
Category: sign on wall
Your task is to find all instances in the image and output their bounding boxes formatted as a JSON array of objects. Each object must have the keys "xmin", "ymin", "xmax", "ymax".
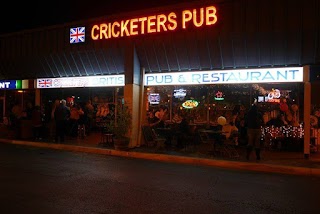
[
  {"xmin": 144, "ymin": 67, "xmax": 304, "ymax": 86},
  {"xmin": 182, "ymin": 100, "xmax": 199, "ymax": 109},
  {"xmin": 148, "ymin": 93, "xmax": 160, "ymax": 104},
  {"xmin": 36, "ymin": 75, "xmax": 125, "ymax": 89},
  {"xmin": 173, "ymin": 88, "xmax": 187, "ymax": 100},
  {"xmin": 91, "ymin": 5, "xmax": 217, "ymax": 40},
  {"xmin": 70, "ymin": 27, "xmax": 86, "ymax": 44},
  {"xmin": 0, "ymin": 80, "xmax": 18, "ymax": 89},
  {"xmin": 0, "ymin": 80, "xmax": 32, "ymax": 90}
]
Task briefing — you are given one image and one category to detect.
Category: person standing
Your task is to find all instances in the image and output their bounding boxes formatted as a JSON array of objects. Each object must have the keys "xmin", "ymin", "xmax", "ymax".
[
  {"xmin": 69, "ymin": 103, "xmax": 83, "ymax": 137},
  {"xmin": 54, "ymin": 99, "xmax": 70, "ymax": 143},
  {"xmin": 84, "ymin": 100, "xmax": 94, "ymax": 135},
  {"xmin": 48, "ymin": 99, "xmax": 60, "ymax": 141},
  {"xmin": 10, "ymin": 101, "xmax": 23, "ymax": 139},
  {"xmin": 31, "ymin": 105, "xmax": 43, "ymax": 140},
  {"xmin": 245, "ymin": 102, "xmax": 264, "ymax": 160}
]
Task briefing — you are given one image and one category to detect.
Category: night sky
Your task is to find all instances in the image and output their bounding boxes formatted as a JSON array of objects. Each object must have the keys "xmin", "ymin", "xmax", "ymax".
[{"xmin": 0, "ymin": 0, "xmax": 191, "ymax": 35}]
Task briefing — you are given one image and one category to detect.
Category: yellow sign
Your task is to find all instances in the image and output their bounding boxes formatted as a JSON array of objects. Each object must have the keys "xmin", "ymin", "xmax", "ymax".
[
  {"xmin": 91, "ymin": 6, "xmax": 217, "ymax": 40},
  {"xmin": 182, "ymin": 100, "xmax": 199, "ymax": 109}
]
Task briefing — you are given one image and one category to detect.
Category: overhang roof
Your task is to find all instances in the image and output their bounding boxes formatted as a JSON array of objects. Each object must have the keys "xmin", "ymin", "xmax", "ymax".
[
  {"xmin": 0, "ymin": 0, "xmax": 319, "ymax": 80},
  {"xmin": 1, "ymin": 29, "xmax": 316, "ymax": 80}
]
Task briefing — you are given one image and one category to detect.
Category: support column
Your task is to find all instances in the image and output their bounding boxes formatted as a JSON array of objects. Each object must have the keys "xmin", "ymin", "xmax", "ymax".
[
  {"xmin": 124, "ymin": 41, "xmax": 142, "ymax": 148},
  {"xmin": 35, "ymin": 89, "xmax": 41, "ymax": 106},
  {"xmin": 138, "ymin": 68, "xmax": 148, "ymax": 147},
  {"xmin": 124, "ymin": 84, "xmax": 140, "ymax": 148},
  {"xmin": 303, "ymin": 66, "xmax": 311, "ymax": 159}
]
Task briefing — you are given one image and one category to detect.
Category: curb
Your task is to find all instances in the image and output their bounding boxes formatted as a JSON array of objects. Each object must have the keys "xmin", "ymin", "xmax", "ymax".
[{"xmin": 1, "ymin": 138, "xmax": 320, "ymax": 177}]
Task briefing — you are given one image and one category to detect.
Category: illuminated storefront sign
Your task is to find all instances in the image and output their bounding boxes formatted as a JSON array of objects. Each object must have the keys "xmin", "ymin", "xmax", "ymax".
[
  {"xmin": 148, "ymin": 93, "xmax": 160, "ymax": 104},
  {"xmin": 144, "ymin": 67, "xmax": 304, "ymax": 86},
  {"xmin": 258, "ymin": 88, "xmax": 281, "ymax": 103},
  {"xmin": 214, "ymin": 91, "xmax": 224, "ymax": 101},
  {"xmin": 36, "ymin": 75, "xmax": 125, "ymax": 89},
  {"xmin": 267, "ymin": 88, "xmax": 281, "ymax": 100},
  {"xmin": 91, "ymin": 6, "xmax": 217, "ymax": 40},
  {"xmin": 0, "ymin": 80, "xmax": 23, "ymax": 90},
  {"xmin": 70, "ymin": 27, "xmax": 85, "ymax": 44},
  {"xmin": 182, "ymin": 100, "xmax": 199, "ymax": 109},
  {"xmin": 173, "ymin": 88, "xmax": 187, "ymax": 99}
]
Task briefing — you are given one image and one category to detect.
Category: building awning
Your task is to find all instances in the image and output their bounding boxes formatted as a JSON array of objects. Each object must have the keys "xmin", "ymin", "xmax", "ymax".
[{"xmin": 0, "ymin": 29, "xmax": 318, "ymax": 80}]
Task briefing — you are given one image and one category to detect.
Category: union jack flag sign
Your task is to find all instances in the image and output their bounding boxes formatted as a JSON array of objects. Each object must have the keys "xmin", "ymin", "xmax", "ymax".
[
  {"xmin": 37, "ymin": 79, "xmax": 52, "ymax": 88},
  {"xmin": 70, "ymin": 27, "xmax": 85, "ymax": 44}
]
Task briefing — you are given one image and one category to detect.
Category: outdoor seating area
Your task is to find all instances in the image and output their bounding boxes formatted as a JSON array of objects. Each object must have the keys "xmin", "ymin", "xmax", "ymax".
[
  {"xmin": 141, "ymin": 111, "xmax": 320, "ymax": 159},
  {"xmin": 141, "ymin": 120, "xmax": 239, "ymax": 158}
]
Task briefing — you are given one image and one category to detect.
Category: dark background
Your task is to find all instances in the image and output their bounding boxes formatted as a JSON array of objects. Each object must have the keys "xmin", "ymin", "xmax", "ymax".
[{"xmin": 0, "ymin": 0, "xmax": 190, "ymax": 35}]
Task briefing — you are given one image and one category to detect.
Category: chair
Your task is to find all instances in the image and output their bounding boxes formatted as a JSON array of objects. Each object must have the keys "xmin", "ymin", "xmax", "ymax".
[
  {"xmin": 221, "ymin": 125, "xmax": 240, "ymax": 158},
  {"xmin": 198, "ymin": 129, "xmax": 239, "ymax": 158},
  {"xmin": 77, "ymin": 124, "xmax": 86, "ymax": 139},
  {"xmin": 198, "ymin": 129, "xmax": 227, "ymax": 157},
  {"xmin": 223, "ymin": 141, "xmax": 240, "ymax": 158},
  {"xmin": 100, "ymin": 126, "xmax": 114, "ymax": 146},
  {"xmin": 141, "ymin": 125, "xmax": 166, "ymax": 149},
  {"xmin": 152, "ymin": 129, "xmax": 167, "ymax": 149}
]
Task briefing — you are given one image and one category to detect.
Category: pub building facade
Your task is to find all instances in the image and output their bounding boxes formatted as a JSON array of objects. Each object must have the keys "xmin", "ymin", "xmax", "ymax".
[{"xmin": 0, "ymin": 0, "xmax": 320, "ymax": 157}]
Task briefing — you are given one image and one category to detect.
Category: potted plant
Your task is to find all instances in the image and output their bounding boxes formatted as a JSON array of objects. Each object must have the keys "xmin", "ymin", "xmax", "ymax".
[{"xmin": 107, "ymin": 102, "xmax": 132, "ymax": 150}]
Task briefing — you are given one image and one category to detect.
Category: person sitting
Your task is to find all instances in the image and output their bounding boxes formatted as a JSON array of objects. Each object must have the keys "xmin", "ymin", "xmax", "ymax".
[
  {"xmin": 155, "ymin": 106, "xmax": 168, "ymax": 128},
  {"xmin": 147, "ymin": 110, "xmax": 161, "ymax": 128},
  {"xmin": 172, "ymin": 111, "xmax": 182, "ymax": 124},
  {"xmin": 222, "ymin": 122, "xmax": 239, "ymax": 145},
  {"xmin": 266, "ymin": 114, "xmax": 287, "ymax": 127}
]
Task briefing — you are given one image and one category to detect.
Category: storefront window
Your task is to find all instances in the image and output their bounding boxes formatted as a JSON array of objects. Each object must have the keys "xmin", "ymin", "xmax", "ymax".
[
  {"xmin": 40, "ymin": 87, "xmax": 123, "ymax": 129},
  {"xmin": 3, "ymin": 90, "xmax": 35, "ymax": 120},
  {"xmin": 146, "ymin": 83, "xmax": 303, "ymax": 126}
]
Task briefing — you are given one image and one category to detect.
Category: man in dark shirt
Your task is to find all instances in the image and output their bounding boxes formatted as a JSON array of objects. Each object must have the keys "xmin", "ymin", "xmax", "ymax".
[
  {"xmin": 245, "ymin": 103, "xmax": 264, "ymax": 160},
  {"xmin": 54, "ymin": 99, "xmax": 70, "ymax": 143}
]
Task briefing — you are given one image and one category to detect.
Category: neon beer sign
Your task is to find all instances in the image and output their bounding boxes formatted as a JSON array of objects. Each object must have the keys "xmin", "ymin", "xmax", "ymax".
[
  {"xmin": 182, "ymin": 100, "xmax": 199, "ymax": 109},
  {"xmin": 91, "ymin": 6, "xmax": 217, "ymax": 40}
]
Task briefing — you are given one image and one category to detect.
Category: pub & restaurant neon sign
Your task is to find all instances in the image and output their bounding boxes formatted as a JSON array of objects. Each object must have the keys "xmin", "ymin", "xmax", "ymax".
[
  {"xmin": 91, "ymin": 5, "xmax": 217, "ymax": 40},
  {"xmin": 144, "ymin": 67, "xmax": 304, "ymax": 86}
]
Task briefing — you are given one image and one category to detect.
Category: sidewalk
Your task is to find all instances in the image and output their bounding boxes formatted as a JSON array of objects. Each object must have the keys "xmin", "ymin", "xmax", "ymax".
[
  {"xmin": 0, "ymin": 134, "xmax": 320, "ymax": 177},
  {"xmin": 1, "ymin": 125, "xmax": 320, "ymax": 177}
]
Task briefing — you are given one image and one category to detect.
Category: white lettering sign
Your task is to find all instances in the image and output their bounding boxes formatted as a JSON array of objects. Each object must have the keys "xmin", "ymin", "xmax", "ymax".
[
  {"xmin": 173, "ymin": 89, "xmax": 187, "ymax": 99},
  {"xmin": 0, "ymin": 82, "xmax": 10, "ymax": 89},
  {"xmin": 144, "ymin": 67, "xmax": 304, "ymax": 86},
  {"xmin": 36, "ymin": 75, "xmax": 125, "ymax": 88}
]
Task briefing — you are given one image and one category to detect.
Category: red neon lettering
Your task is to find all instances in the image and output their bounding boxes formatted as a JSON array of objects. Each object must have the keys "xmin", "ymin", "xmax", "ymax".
[{"xmin": 90, "ymin": 5, "xmax": 217, "ymax": 40}]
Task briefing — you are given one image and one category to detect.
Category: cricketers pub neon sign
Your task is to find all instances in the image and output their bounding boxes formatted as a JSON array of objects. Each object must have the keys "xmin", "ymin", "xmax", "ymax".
[{"xmin": 91, "ymin": 6, "xmax": 217, "ymax": 40}]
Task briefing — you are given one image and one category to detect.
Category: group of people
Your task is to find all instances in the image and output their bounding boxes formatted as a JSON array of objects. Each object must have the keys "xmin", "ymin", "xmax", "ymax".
[
  {"xmin": 146, "ymin": 102, "xmax": 265, "ymax": 160},
  {"xmin": 50, "ymin": 99, "xmax": 95, "ymax": 142},
  {"xmin": 10, "ymin": 101, "xmax": 44, "ymax": 140},
  {"xmin": 147, "ymin": 106, "xmax": 198, "ymax": 149},
  {"xmin": 147, "ymin": 106, "xmax": 169, "ymax": 129},
  {"xmin": 9, "ymin": 98, "xmax": 96, "ymax": 143}
]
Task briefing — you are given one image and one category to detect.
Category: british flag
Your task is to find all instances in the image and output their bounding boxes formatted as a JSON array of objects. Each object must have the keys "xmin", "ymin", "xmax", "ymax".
[
  {"xmin": 38, "ymin": 79, "xmax": 52, "ymax": 88},
  {"xmin": 70, "ymin": 27, "xmax": 85, "ymax": 44}
]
